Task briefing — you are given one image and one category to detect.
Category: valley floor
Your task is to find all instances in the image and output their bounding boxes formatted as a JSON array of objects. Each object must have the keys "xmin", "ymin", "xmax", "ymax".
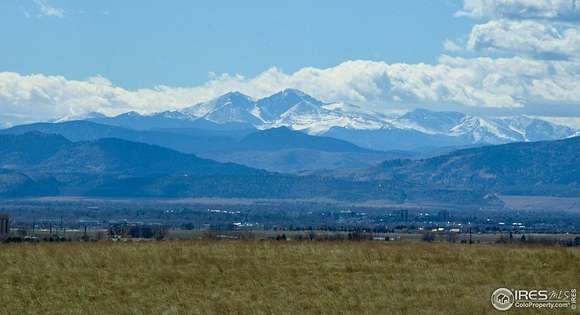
[{"xmin": 0, "ymin": 241, "xmax": 578, "ymax": 315}]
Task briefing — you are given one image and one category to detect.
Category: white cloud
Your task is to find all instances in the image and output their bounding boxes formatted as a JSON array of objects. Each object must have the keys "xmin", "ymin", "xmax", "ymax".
[
  {"xmin": 1, "ymin": 56, "xmax": 580, "ymax": 125},
  {"xmin": 443, "ymin": 39, "xmax": 463, "ymax": 52},
  {"xmin": 452, "ymin": 0, "xmax": 580, "ymax": 67},
  {"xmin": 457, "ymin": 0, "xmax": 580, "ymax": 21},
  {"xmin": 467, "ymin": 19, "xmax": 580, "ymax": 59},
  {"xmin": 2, "ymin": 0, "xmax": 579, "ymax": 126},
  {"xmin": 33, "ymin": 0, "xmax": 65, "ymax": 18}
]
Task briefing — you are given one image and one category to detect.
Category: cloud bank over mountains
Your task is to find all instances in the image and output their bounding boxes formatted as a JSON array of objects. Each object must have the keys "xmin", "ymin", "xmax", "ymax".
[{"xmin": 1, "ymin": 0, "xmax": 580, "ymax": 126}]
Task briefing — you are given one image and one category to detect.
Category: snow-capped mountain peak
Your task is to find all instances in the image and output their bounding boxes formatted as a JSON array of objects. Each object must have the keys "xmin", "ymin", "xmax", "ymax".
[
  {"xmin": 450, "ymin": 115, "xmax": 520, "ymax": 143},
  {"xmin": 77, "ymin": 91, "xmax": 577, "ymax": 149},
  {"xmin": 392, "ymin": 108, "xmax": 466, "ymax": 134},
  {"xmin": 494, "ymin": 115, "xmax": 574, "ymax": 142},
  {"xmin": 179, "ymin": 91, "xmax": 261, "ymax": 124},
  {"xmin": 256, "ymin": 88, "xmax": 323, "ymax": 121},
  {"xmin": 389, "ymin": 109, "xmax": 576, "ymax": 144},
  {"xmin": 53, "ymin": 111, "xmax": 108, "ymax": 123},
  {"xmin": 215, "ymin": 91, "xmax": 255, "ymax": 105}
]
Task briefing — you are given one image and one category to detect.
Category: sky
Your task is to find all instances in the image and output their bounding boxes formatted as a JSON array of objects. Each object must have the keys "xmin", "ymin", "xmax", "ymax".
[{"xmin": 0, "ymin": 0, "xmax": 580, "ymax": 126}]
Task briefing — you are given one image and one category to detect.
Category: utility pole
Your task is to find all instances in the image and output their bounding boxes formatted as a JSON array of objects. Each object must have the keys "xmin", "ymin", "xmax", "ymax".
[{"xmin": 469, "ymin": 227, "xmax": 473, "ymax": 245}]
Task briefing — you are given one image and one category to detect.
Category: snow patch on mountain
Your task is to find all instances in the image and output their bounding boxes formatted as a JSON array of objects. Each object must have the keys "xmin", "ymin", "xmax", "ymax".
[
  {"xmin": 53, "ymin": 111, "xmax": 108, "ymax": 123},
  {"xmin": 174, "ymin": 89, "xmax": 390, "ymax": 133},
  {"xmin": 450, "ymin": 115, "xmax": 520, "ymax": 143}
]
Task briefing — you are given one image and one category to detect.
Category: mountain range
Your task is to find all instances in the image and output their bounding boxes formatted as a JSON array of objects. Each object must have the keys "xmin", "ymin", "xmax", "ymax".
[
  {"xmin": 347, "ymin": 136, "xmax": 580, "ymax": 197},
  {"xmin": 0, "ymin": 88, "xmax": 578, "ymax": 204},
  {"xmin": 0, "ymin": 132, "xmax": 577, "ymax": 203},
  {"xmin": 64, "ymin": 89, "xmax": 576, "ymax": 152},
  {"xmin": 1, "ymin": 121, "xmax": 409, "ymax": 172},
  {"xmin": 0, "ymin": 133, "xmax": 408, "ymax": 201}
]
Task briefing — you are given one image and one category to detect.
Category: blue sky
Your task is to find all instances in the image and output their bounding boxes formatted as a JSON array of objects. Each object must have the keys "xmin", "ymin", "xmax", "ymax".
[
  {"xmin": 0, "ymin": 0, "xmax": 579, "ymax": 126},
  {"xmin": 0, "ymin": 0, "xmax": 471, "ymax": 88}
]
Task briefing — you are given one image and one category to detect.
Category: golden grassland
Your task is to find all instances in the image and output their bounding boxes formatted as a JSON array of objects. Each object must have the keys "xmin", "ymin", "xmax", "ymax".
[{"xmin": 0, "ymin": 241, "xmax": 578, "ymax": 315}]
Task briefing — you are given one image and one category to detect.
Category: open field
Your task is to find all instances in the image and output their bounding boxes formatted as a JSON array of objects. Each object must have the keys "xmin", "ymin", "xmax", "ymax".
[{"xmin": 0, "ymin": 241, "xmax": 578, "ymax": 315}]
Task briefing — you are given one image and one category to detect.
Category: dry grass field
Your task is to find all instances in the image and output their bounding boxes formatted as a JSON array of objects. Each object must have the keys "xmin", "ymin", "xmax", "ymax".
[{"xmin": 0, "ymin": 241, "xmax": 578, "ymax": 315}]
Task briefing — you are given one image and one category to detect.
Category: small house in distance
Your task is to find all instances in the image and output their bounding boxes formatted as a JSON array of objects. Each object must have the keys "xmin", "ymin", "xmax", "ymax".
[{"xmin": 0, "ymin": 214, "xmax": 9, "ymax": 239}]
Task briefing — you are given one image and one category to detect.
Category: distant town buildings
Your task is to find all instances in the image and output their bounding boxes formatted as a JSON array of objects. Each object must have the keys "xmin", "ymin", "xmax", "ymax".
[{"xmin": 399, "ymin": 210, "xmax": 409, "ymax": 223}]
